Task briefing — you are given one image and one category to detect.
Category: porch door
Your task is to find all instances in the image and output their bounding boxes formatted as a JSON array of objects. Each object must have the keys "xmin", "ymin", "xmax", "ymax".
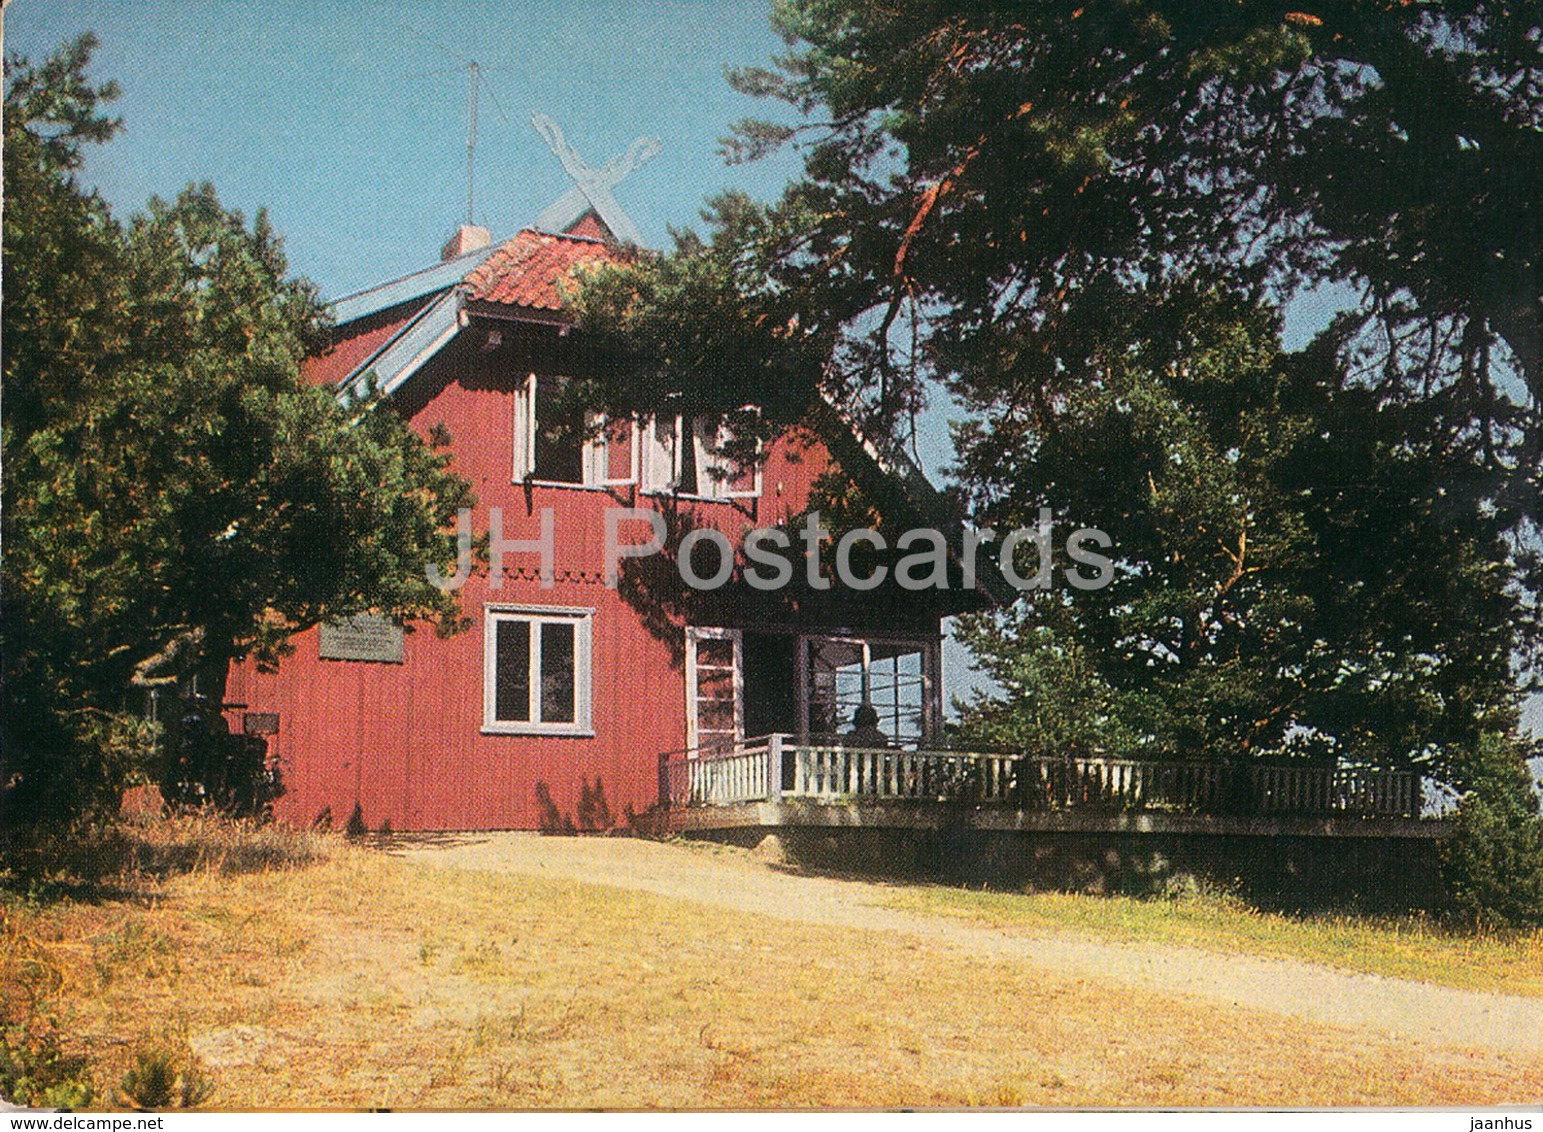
[{"xmin": 685, "ymin": 627, "xmax": 743, "ymax": 753}]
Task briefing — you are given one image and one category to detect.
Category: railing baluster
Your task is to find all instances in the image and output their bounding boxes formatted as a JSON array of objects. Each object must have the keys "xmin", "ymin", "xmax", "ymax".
[{"xmin": 665, "ymin": 740, "xmax": 1429, "ymax": 820}]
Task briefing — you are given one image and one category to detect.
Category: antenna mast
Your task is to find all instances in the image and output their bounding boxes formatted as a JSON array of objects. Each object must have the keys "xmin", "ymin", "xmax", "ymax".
[{"xmin": 465, "ymin": 60, "xmax": 480, "ymax": 226}]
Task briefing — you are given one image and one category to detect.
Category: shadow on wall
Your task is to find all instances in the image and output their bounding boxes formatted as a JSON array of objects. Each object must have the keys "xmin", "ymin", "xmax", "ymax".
[
  {"xmin": 305, "ymin": 783, "xmax": 671, "ymax": 837},
  {"xmin": 311, "ymin": 802, "xmax": 392, "ymax": 839},
  {"xmin": 533, "ymin": 779, "xmax": 668, "ymax": 836}
]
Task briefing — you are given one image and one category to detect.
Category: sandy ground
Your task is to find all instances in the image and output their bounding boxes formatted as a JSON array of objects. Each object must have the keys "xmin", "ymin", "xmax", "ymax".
[{"xmin": 401, "ymin": 832, "xmax": 1543, "ymax": 1059}]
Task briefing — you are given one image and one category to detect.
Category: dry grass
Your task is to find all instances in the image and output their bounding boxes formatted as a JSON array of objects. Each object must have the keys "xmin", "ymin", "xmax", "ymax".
[
  {"xmin": 0, "ymin": 811, "xmax": 327, "ymax": 902},
  {"xmin": 2, "ymin": 819, "xmax": 1538, "ymax": 1109},
  {"xmin": 881, "ymin": 885, "xmax": 1543, "ymax": 999}
]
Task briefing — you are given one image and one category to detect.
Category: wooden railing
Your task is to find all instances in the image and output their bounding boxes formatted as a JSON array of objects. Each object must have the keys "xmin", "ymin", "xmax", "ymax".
[
  {"xmin": 662, "ymin": 736, "xmax": 1422, "ymax": 818},
  {"xmin": 662, "ymin": 736, "xmax": 779, "ymax": 809},
  {"xmin": 1018, "ymin": 756, "xmax": 1230, "ymax": 812},
  {"xmin": 1249, "ymin": 763, "xmax": 1417, "ymax": 817},
  {"xmin": 794, "ymin": 745, "xmax": 1019, "ymax": 802}
]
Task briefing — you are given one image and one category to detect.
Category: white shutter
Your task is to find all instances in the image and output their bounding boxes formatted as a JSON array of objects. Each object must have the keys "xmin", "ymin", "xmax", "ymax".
[
  {"xmin": 511, "ymin": 373, "xmax": 536, "ymax": 481},
  {"xmin": 581, "ymin": 411, "xmax": 608, "ymax": 487},
  {"xmin": 693, "ymin": 416, "xmax": 761, "ymax": 500},
  {"xmin": 691, "ymin": 416, "xmax": 724, "ymax": 500},
  {"xmin": 640, "ymin": 414, "xmax": 681, "ymax": 492},
  {"xmin": 587, "ymin": 415, "xmax": 639, "ymax": 487}
]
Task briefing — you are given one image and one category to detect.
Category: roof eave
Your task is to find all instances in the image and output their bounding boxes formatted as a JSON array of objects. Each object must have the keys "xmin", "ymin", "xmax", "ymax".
[{"xmin": 462, "ymin": 300, "xmax": 576, "ymax": 328}]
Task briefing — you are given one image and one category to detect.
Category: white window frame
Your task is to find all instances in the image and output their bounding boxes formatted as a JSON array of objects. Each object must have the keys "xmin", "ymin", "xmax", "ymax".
[
  {"xmin": 512, "ymin": 373, "xmax": 637, "ymax": 489},
  {"xmin": 482, "ymin": 604, "xmax": 594, "ymax": 736},
  {"xmin": 795, "ymin": 632, "xmax": 941, "ymax": 748},
  {"xmin": 692, "ymin": 415, "xmax": 762, "ymax": 500},
  {"xmin": 639, "ymin": 413, "xmax": 683, "ymax": 493},
  {"xmin": 585, "ymin": 412, "xmax": 642, "ymax": 488},
  {"xmin": 639, "ymin": 414, "xmax": 761, "ymax": 501}
]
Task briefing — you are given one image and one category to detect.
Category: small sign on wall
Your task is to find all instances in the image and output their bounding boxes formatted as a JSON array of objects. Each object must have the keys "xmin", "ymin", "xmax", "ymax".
[
  {"xmin": 319, "ymin": 613, "xmax": 405, "ymax": 664},
  {"xmin": 243, "ymin": 712, "xmax": 280, "ymax": 736}
]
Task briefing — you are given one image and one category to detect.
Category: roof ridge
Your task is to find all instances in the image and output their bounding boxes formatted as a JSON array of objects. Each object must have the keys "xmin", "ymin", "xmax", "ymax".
[{"xmin": 513, "ymin": 226, "xmax": 611, "ymax": 246}]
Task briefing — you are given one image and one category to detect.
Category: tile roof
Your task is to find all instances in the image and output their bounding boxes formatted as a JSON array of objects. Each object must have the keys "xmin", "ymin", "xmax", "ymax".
[{"xmin": 460, "ymin": 228, "xmax": 625, "ymax": 315}]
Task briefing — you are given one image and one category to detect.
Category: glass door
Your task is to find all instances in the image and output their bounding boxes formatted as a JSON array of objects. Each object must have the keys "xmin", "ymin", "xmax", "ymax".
[{"xmin": 685, "ymin": 627, "xmax": 743, "ymax": 753}]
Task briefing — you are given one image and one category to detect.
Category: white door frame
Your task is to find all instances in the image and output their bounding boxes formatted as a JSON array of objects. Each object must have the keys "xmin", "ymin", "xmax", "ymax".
[{"xmin": 684, "ymin": 626, "xmax": 744, "ymax": 752}]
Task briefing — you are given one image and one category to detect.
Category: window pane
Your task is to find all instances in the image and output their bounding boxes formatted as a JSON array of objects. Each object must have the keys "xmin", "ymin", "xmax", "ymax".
[
  {"xmin": 495, "ymin": 620, "xmax": 531, "ymax": 722},
  {"xmin": 805, "ymin": 637, "xmax": 927, "ymax": 748},
  {"xmin": 695, "ymin": 637, "xmax": 735, "ymax": 668},
  {"xmin": 540, "ymin": 621, "xmax": 576, "ymax": 723},
  {"xmin": 699, "ymin": 698, "xmax": 735, "ymax": 732},
  {"xmin": 534, "ymin": 377, "xmax": 586, "ymax": 484},
  {"xmin": 678, "ymin": 417, "xmax": 699, "ymax": 495},
  {"xmin": 605, "ymin": 418, "xmax": 633, "ymax": 482},
  {"xmin": 696, "ymin": 667, "xmax": 734, "ymax": 699},
  {"xmin": 640, "ymin": 416, "xmax": 677, "ymax": 491}
]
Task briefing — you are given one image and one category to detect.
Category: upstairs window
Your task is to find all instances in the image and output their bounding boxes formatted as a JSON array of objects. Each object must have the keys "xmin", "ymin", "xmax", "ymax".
[
  {"xmin": 512, "ymin": 374, "xmax": 636, "ymax": 487},
  {"xmin": 639, "ymin": 414, "xmax": 760, "ymax": 500}
]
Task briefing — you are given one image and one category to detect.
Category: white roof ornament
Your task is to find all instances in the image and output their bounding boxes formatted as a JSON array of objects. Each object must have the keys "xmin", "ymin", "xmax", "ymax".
[{"xmin": 531, "ymin": 112, "xmax": 659, "ymax": 246}]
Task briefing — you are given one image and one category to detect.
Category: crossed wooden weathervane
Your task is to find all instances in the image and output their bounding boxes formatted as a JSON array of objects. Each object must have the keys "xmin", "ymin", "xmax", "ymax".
[{"xmin": 531, "ymin": 112, "xmax": 660, "ymax": 247}]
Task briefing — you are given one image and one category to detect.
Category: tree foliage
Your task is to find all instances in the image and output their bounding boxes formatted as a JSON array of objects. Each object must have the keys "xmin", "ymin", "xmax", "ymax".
[
  {"xmin": 571, "ymin": 5, "xmax": 1542, "ymax": 922},
  {"xmin": 1439, "ymin": 732, "xmax": 1543, "ymax": 928},
  {"xmin": 2, "ymin": 38, "xmax": 474, "ymax": 825},
  {"xmin": 953, "ymin": 292, "xmax": 1525, "ymax": 782},
  {"xmin": 582, "ymin": 3, "xmax": 1539, "ymax": 519},
  {"xmin": 575, "ymin": 1, "xmax": 1539, "ymax": 770}
]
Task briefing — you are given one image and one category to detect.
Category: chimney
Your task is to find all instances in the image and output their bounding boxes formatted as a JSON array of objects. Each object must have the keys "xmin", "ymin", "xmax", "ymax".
[{"xmin": 441, "ymin": 224, "xmax": 491, "ymax": 261}]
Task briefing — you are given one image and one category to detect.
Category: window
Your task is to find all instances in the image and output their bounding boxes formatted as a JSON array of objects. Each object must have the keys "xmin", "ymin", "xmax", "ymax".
[
  {"xmin": 639, "ymin": 414, "xmax": 760, "ymax": 499},
  {"xmin": 801, "ymin": 635, "xmax": 934, "ymax": 748},
  {"xmin": 483, "ymin": 605, "xmax": 593, "ymax": 734},
  {"xmin": 512, "ymin": 374, "xmax": 636, "ymax": 487}
]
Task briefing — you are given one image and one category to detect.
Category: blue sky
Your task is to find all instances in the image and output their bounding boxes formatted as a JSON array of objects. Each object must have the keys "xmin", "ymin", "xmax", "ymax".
[
  {"xmin": 8, "ymin": 1, "xmax": 1540, "ymax": 737},
  {"xmin": 6, "ymin": 0, "xmax": 802, "ymax": 296}
]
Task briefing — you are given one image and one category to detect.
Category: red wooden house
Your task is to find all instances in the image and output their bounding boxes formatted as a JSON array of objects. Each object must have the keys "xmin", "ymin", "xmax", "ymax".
[{"xmin": 224, "ymin": 217, "xmax": 978, "ymax": 832}]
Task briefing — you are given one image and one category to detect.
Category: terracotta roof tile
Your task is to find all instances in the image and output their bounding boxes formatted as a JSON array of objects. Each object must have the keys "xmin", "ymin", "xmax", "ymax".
[{"xmin": 460, "ymin": 229, "xmax": 624, "ymax": 315}]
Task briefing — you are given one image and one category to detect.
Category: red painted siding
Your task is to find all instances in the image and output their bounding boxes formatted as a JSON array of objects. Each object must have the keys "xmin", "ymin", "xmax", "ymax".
[
  {"xmin": 302, "ymin": 303, "xmax": 426, "ymax": 389},
  {"xmin": 227, "ymin": 327, "xmax": 841, "ymax": 831}
]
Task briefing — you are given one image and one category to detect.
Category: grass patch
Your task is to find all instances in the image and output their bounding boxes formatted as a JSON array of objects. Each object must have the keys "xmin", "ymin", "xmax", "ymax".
[
  {"xmin": 1, "ymin": 811, "xmax": 327, "ymax": 903},
  {"xmin": 882, "ymin": 885, "xmax": 1543, "ymax": 998},
  {"xmin": 2, "ymin": 824, "xmax": 1537, "ymax": 1107}
]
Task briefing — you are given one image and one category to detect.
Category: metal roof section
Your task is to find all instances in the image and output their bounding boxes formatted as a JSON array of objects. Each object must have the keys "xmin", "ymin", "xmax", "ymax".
[
  {"xmin": 338, "ymin": 289, "xmax": 463, "ymax": 403},
  {"xmin": 329, "ymin": 242, "xmax": 498, "ymax": 327},
  {"xmin": 332, "ymin": 229, "xmax": 623, "ymax": 402}
]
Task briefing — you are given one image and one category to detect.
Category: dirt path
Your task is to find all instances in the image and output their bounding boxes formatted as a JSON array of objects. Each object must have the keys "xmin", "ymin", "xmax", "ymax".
[{"xmin": 401, "ymin": 832, "xmax": 1543, "ymax": 1059}]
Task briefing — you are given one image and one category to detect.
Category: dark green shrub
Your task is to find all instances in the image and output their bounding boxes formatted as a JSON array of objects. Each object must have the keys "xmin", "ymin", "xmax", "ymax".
[
  {"xmin": 155, "ymin": 697, "xmax": 279, "ymax": 818},
  {"xmin": 1440, "ymin": 732, "xmax": 1543, "ymax": 928},
  {"xmin": 118, "ymin": 1042, "xmax": 212, "ymax": 1110}
]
